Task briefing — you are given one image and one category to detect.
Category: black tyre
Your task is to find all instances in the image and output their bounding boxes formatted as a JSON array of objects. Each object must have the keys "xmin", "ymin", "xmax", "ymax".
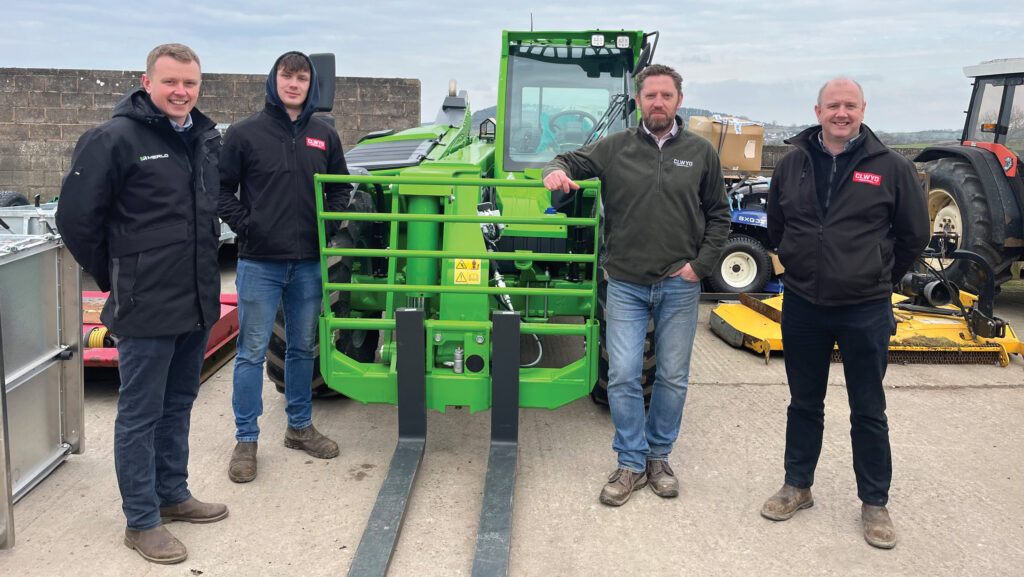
[
  {"xmin": 922, "ymin": 157, "xmax": 1017, "ymax": 294},
  {"xmin": 268, "ymin": 189, "xmax": 381, "ymax": 396},
  {"xmin": 590, "ymin": 266, "xmax": 656, "ymax": 407},
  {"xmin": 708, "ymin": 234, "xmax": 772, "ymax": 293},
  {"xmin": 0, "ymin": 190, "xmax": 30, "ymax": 207}
]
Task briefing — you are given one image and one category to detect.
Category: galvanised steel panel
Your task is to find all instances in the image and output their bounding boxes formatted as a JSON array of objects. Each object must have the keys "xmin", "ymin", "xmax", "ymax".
[
  {"xmin": 0, "ymin": 237, "xmax": 61, "ymax": 382},
  {"xmin": 4, "ymin": 361, "xmax": 64, "ymax": 502}
]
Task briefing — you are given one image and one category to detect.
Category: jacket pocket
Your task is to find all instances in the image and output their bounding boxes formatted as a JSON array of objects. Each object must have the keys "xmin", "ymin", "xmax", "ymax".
[
  {"xmin": 109, "ymin": 221, "xmax": 190, "ymax": 257},
  {"xmin": 110, "ymin": 254, "xmax": 139, "ymax": 319}
]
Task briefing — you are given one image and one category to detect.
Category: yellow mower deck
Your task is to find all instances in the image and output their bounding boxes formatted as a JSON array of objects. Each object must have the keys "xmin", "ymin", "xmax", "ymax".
[{"xmin": 709, "ymin": 292, "xmax": 1024, "ymax": 365}]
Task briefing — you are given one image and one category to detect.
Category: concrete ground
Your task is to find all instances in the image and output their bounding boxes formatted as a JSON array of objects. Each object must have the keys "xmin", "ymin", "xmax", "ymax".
[{"xmin": 2, "ymin": 269, "xmax": 1023, "ymax": 576}]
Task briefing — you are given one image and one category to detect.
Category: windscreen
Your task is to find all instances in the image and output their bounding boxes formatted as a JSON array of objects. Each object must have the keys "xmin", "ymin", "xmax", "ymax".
[
  {"xmin": 965, "ymin": 76, "xmax": 1024, "ymax": 157},
  {"xmin": 504, "ymin": 45, "xmax": 634, "ymax": 171}
]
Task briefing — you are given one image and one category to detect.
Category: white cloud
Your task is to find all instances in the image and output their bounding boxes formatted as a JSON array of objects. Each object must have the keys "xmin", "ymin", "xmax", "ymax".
[{"xmin": 1, "ymin": 0, "xmax": 1020, "ymax": 131}]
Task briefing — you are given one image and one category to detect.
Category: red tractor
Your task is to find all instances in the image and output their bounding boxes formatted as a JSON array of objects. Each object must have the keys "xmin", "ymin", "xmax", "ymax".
[{"xmin": 917, "ymin": 58, "xmax": 1024, "ymax": 294}]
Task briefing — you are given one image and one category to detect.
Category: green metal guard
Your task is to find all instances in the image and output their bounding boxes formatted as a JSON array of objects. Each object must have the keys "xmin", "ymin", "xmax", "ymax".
[{"xmin": 314, "ymin": 173, "xmax": 601, "ymax": 413}]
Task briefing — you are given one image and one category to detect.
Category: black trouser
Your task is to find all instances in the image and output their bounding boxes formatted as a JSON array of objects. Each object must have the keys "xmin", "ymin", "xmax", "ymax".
[{"xmin": 780, "ymin": 291, "xmax": 894, "ymax": 506}]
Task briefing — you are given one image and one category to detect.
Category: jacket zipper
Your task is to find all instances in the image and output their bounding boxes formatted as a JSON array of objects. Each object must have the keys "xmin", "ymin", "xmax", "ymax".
[
  {"xmin": 194, "ymin": 129, "xmax": 219, "ymax": 328},
  {"xmin": 815, "ymin": 225, "xmax": 823, "ymax": 301},
  {"xmin": 825, "ymin": 156, "xmax": 837, "ymax": 211}
]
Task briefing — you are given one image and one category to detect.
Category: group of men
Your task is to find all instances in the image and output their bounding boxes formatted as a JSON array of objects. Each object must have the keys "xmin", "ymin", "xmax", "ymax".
[
  {"xmin": 57, "ymin": 44, "xmax": 350, "ymax": 564},
  {"xmin": 54, "ymin": 42, "xmax": 929, "ymax": 565}
]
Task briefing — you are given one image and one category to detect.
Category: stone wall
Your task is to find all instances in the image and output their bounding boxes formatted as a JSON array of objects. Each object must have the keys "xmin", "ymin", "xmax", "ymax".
[{"xmin": 0, "ymin": 68, "xmax": 420, "ymax": 202}]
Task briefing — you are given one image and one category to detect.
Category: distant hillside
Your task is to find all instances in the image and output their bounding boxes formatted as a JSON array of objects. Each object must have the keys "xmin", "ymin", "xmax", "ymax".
[{"xmin": 469, "ymin": 104, "xmax": 958, "ymax": 146}]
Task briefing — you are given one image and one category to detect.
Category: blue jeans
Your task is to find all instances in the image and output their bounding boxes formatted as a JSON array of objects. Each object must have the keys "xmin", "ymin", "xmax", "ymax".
[
  {"xmin": 233, "ymin": 259, "xmax": 322, "ymax": 442},
  {"xmin": 780, "ymin": 291, "xmax": 894, "ymax": 506},
  {"xmin": 605, "ymin": 275, "xmax": 701, "ymax": 472},
  {"xmin": 115, "ymin": 328, "xmax": 210, "ymax": 530}
]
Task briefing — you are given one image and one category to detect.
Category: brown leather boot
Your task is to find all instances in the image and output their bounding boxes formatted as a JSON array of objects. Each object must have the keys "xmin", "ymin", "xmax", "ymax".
[
  {"xmin": 761, "ymin": 483, "xmax": 814, "ymax": 521},
  {"xmin": 646, "ymin": 460, "xmax": 679, "ymax": 498},
  {"xmin": 862, "ymin": 504, "xmax": 897, "ymax": 549},
  {"xmin": 160, "ymin": 496, "xmax": 228, "ymax": 524},
  {"xmin": 123, "ymin": 525, "xmax": 187, "ymax": 564},
  {"xmin": 228, "ymin": 441, "xmax": 258, "ymax": 483},
  {"xmin": 599, "ymin": 467, "xmax": 647, "ymax": 507},
  {"xmin": 284, "ymin": 424, "xmax": 339, "ymax": 459}
]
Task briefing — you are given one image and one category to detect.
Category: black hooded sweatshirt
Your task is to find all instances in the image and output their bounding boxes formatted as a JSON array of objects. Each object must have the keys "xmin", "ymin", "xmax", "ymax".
[
  {"xmin": 218, "ymin": 52, "xmax": 352, "ymax": 261},
  {"xmin": 57, "ymin": 88, "xmax": 222, "ymax": 337}
]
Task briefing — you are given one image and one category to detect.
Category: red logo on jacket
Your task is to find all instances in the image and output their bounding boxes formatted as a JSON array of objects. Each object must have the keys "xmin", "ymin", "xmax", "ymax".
[
  {"xmin": 853, "ymin": 171, "xmax": 881, "ymax": 186},
  {"xmin": 306, "ymin": 137, "xmax": 326, "ymax": 150}
]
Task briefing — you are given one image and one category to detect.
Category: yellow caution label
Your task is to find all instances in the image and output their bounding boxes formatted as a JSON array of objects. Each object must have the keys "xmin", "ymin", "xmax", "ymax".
[{"xmin": 453, "ymin": 259, "xmax": 481, "ymax": 284}]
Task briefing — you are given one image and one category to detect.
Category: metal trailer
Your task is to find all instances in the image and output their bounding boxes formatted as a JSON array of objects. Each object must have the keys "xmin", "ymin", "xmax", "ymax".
[{"xmin": 0, "ymin": 234, "xmax": 84, "ymax": 549}]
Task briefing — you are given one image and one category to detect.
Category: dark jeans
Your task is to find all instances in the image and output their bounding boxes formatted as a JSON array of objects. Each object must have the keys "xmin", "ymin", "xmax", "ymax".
[
  {"xmin": 114, "ymin": 328, "xmax": 210, "ymax": 530},
  {"xmin": 780, "ymin": 292, "xmax": 894, "ymax": 506}
]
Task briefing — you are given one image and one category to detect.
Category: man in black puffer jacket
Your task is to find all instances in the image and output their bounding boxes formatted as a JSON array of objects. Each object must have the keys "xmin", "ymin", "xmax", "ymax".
[
  {"xmin": 58, "ymin": 43, "xmax": 227, "ymax": 565},
  {"xmin": 218, "ymin": 52, "xmax": 352, "ymax": 484},
  {"xmin": 760, "ymin": 78, "xmax": 929, "ymax": 550}
]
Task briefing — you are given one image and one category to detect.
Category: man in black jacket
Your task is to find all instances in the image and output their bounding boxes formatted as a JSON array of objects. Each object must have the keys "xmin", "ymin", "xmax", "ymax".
[
  {"xmin": 761, "ymin": 78, "xmax": 929, "ymax": 549},
  {"xmin": 57, "ymin": 43, "xmax": 227, "ymax": 565},
  {"xmin": 219, "ymin": 52, "xmax": 351, "ymax": 483}
]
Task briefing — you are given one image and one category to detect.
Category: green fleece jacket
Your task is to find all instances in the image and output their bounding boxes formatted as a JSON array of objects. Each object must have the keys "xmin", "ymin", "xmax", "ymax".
[{"xmin": 543, "ymin": 123, "xmax": 730, "ymax": 285}]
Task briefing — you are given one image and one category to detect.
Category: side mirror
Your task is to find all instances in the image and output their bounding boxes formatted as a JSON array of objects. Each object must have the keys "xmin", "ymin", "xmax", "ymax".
[{"xmin": 310, "ymin": 53, "xmax": 336, "ymax": 113}]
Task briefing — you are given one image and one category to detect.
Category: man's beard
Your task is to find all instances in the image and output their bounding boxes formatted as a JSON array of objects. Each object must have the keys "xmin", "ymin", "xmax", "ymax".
[{"xmin": 643, "ymin": 112, "xmax": 674, "ymax": 134}]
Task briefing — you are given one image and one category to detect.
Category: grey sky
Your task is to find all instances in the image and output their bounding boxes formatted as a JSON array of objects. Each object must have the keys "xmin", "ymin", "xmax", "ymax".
[{"xmin": 3, "ymin": 1, "xmax": 1021, "ymax": 131}]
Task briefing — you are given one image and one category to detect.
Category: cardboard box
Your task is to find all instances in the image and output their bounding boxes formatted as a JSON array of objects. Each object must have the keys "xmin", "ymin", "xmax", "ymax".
[{"xmin": 687, "ymin": 115, "xmax": 765, "ymax": 172}]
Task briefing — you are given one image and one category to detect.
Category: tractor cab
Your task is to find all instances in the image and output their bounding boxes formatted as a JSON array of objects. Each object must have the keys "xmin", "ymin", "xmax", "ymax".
[
  {"xmin": 960, "ymin": 58, "xmax": 1024, "ymax": 175},
  {"xmin": 495, "ymin": 30, "xmax": 654, "ymax": 178}
]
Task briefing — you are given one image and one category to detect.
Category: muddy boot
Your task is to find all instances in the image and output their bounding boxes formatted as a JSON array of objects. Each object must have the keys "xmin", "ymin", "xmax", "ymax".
[
  {"xmin": 761, "ymin": 483, "xmax": 814, "ymax": 521},
  {"xmin": 599, "ymin": 467, "xmax": 647, "ymax": 507},
  {"xmin": 646, "ymin": 459, "xmax": 679, "ymax": 498},
  {"xmin": 160, "ymin": 496, "xmax": 228, "ymax": 524},
  {"xmin": 228, "ymin": 441, "xmax": 258, "ymax": 483},
  {"xmin": 123, "ymin": 525, "xmax": 187, "ymax": 564},
  {"xmin": 862, "ymin": 504, "xmax": 897, "ymax": 549},
  {"xmin": 284, "ymin": 424, "xmax": 339, "ymax": 459}
]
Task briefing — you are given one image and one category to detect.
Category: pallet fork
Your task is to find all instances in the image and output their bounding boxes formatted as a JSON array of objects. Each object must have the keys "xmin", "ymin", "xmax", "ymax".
[{"xmin": 347, "ymin": 309, "xmax": 520, "ymax": 577}]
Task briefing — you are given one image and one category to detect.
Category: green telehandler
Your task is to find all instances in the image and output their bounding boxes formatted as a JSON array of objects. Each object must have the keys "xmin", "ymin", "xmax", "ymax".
[{"xmin": 304, "ymin": 30, "xmax": 659, "ymax": 576}]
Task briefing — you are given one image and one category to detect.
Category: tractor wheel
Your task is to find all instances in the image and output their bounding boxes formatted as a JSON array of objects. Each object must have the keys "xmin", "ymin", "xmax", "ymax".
[
  {"xmin": 0, "ymin": 191, "xmax": 30, "ymax": 207},
  {"xmin": 268, "ymin": 190, "xmax": 380, "ymax": 396},
  {"xmin": 922, "ymin": 157, "xmax": 1017, "ymax": 294},
  {"xmin": 708, "ymin": 234, "xmax": 772, "ymax": 293},
  {"xmin": 590, "ymin": 266, "xmax": 656, "ymax": 407}
]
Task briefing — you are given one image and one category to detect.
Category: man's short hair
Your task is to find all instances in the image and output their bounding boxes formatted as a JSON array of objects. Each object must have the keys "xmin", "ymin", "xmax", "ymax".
[
  {"xmin": 817, "ymin": 77, "xmax": 864, "ymax": 106},
  {"xmin": 146, "ymin": 44, "xmax": 200, "ymax": 76},
  {"xmin": 636, "ymin": 64, "xmax": 683, "ymax": 95},
  {"xmin": 277, "ymin": 52, "xmax": 311, "ymax": 75}
]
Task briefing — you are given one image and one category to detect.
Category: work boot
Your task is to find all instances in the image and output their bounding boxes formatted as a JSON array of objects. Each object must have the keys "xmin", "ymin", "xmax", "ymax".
[
  {"xmin": 123, "ymin": 525, "xmax": 187, "ymax": 564},
  {"xmin": 228, "ymin": 441, "xmax": 258, "ymax": 483},
  {"xmin": 761, "ymin": 483, "xmax": 814, "ymax": 521},
  {"xmin": 160, "ymin": 496, "xmax": 229, "ymax": 524},
  {"xmin": 284, "ymin": 424, "xmax": 339, "ymax": 459},
  {"xmin": 599, "ymin": 467, "xmax": 647, "ymax": 507},
  {"xmin": 862, "ymin": 504, "xmax": 897, "ymax": 549},
  {"xmin": 646, "ymin": 459, "xmax": 679, "ymax": 498}
]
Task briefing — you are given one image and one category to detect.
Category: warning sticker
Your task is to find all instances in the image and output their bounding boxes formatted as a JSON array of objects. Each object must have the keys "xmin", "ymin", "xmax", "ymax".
[{"xmin": 453, "ymin": 259, "xmax": 481, "ymax": 285}]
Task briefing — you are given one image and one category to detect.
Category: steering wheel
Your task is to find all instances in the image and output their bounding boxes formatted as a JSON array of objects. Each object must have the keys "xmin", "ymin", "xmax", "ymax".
[{"xmin": 548, "ymin": 110, "xmax": 598, "ymax": 135}]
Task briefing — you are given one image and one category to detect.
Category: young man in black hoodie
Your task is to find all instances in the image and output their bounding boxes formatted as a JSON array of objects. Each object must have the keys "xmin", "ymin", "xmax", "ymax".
[
  {"xmin": 58, "ymin": 43, "xmax": 227, "ymax": 565},
  {"xmin": 219, "ymin": 52, "xmax": 351, "ymax": 483},
  {"xmin": 761, "ymin": 78, "xmax": 929, "ymax": 549}
]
